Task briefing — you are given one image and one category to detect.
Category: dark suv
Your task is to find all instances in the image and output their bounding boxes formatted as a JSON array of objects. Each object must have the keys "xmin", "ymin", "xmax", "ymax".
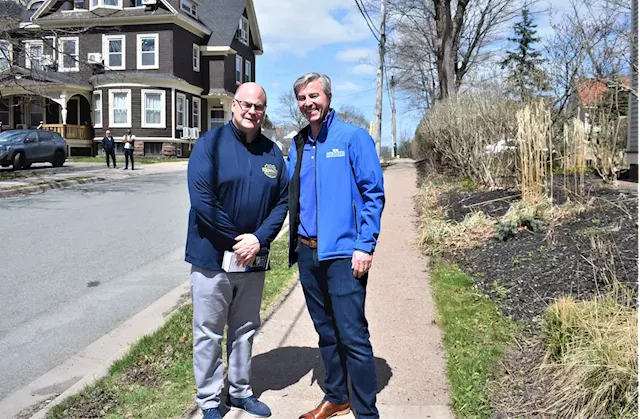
[{"xmin": 0, "ymin": 130, "xmax": 67, "ymax": 170}]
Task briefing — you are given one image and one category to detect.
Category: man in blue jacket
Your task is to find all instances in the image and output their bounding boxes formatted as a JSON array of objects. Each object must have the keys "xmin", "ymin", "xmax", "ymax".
[
  {"xmin": 287, "ymin": 73, "xmax": 385, "ymax": 419},
  {"xmin": 186, "ymin": 82, "xmax": 288, "ymax": 419}
]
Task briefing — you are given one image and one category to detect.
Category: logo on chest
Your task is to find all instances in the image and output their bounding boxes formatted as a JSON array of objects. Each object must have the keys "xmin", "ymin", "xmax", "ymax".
[
  {"xmin": 326, "ymin": 148, "xmax": 346, "ymax": 158},
  {"xmin": 262, "ymin": 163, "xmax": 278, "ymax": 179}
]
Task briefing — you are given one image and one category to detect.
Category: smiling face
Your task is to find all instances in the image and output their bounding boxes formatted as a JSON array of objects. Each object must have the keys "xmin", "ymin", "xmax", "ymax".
[
  {"xmin": 296, "ymin": 80, "xmax": 332, "ymax": 125},
  {"xmin": 231, "ymin": 82, "xmax": 266, "ymax": 135}
]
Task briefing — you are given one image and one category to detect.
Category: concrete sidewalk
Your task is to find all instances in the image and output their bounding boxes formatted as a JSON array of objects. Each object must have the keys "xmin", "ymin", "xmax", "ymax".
[
  {"xmin": 0, "ymin": 160, "xmax": 188, "ymax": 197},
  {"xmin": 199, "ymin": 159, "xmax": 454, "ymax": 419}
]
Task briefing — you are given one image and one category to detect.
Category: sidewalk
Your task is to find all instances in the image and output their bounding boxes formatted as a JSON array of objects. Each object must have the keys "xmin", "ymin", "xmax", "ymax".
[
  {"xmin": 201, "ymin": 159, "xmax": 454, "ymax": 419},
  {"xmin": 0, "ymin": 160, "xmax": 188, "ymax": 197}
]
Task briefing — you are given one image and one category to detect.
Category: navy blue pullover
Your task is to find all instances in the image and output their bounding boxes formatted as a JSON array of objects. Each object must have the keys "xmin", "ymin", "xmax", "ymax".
[{"xmin": 185, "ymin": 122, "xmax": 289, "ymax": 271}]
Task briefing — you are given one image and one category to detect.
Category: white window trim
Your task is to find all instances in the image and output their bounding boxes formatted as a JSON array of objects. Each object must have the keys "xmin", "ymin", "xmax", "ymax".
[
  {"xmin": 0, "ymin": 41, "xmax": 13, "ymax": 68},
  {"xmin": 103, "ymin": 34, "xmax": 126, "ymax": 71},
  {"xmin": 108, "ymin": 88, "xmax": 131, "ymax": 128},
  {"xmin": 245, "ymin": 59, "xmax": 251, "ymax": 83},
  {"xmin": 141, "ymin": 89, "xmax": 166, "ymax": 128},
  {"xmin": 137, "ymin": 33, "xmax": 159, "ymax": 70},
  {"xmin": 176, "ymin": 92, "xmax": 186, "ymax": 129},
  {"xmin": 238, "ymin": 16, "xmax": 249, "ymax": 46},
  {"xmin": 23, "ymin": 40, "xmax": 44, "ymax": 70},
  {"xmin": 93, "ymin": 90, "xmax": 103, "ymax": 128},
  {"xmin": 90, "ymin": 0, "xmax": 123, "ymax": 11},
  {"xmin": 192, "ymin": 97, "xmax": 201, "ymax": 131},
  {"xmin": 235, "ymin": 56, "xmax": 242, "ymax": 85},
  {"xmin": 180, "ymin": 0, "xmax": 197, "ymax": 18},
  {"xmin": 192, "ymin": 43, "xmax": 200, "ymax": 72},
  {"xmin": 58, "ymin": 37, "xmax": 79, "ymax": 72}
]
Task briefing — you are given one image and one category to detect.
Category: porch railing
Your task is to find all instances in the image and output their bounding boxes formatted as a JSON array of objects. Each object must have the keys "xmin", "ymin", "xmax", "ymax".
[{"xmin": 42, "ymin": 124, "xmax": 90, "ymax": 140}]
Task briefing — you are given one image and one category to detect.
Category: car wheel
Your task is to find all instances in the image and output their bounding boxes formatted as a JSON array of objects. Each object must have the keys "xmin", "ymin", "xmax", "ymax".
[
  {"xmin": 12, "ymin": 152, "xmax": 23, "ymax": 170},
  {"xmin": 52, "ymin": 150, "xmax": 65, "ymax": 167},
  {"xmin": 23, "ymin": 163, "xmax": 32, "ymax": 169}
]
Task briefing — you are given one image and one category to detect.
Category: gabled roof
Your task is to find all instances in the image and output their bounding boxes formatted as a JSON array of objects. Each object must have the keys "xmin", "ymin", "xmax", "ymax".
[
  {"xmin": 197, "ymin": 0, "xmax": 263, "ymax": 53},
  {"xmin": 575, "ymin": 78, "xmax": 631, "ymax": 107}
]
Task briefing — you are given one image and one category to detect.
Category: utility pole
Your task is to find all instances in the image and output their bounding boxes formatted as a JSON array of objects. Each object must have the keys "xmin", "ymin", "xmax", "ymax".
[
  {"xmin": 390, "ymin": 74, "xmax": 397, "ymax": 158},
  {"xmin": 374, "ymin": 0, "xmax": 387, "ymax": 158}
]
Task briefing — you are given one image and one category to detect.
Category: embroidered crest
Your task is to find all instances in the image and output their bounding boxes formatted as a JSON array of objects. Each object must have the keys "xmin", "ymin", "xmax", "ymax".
[
  {"xmin": 326, "ymin": 148, "xmax": 346, "ymax": 158},
  {"xmin": 262, "ymin": 163, "xmax": 278, "ymax": 179}
]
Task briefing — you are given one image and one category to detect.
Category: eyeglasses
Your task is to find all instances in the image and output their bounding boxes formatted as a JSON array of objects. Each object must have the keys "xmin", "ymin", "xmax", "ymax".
[{"xmin": 234, "ymin": 99, "xmax": 266, "ymax": 113}]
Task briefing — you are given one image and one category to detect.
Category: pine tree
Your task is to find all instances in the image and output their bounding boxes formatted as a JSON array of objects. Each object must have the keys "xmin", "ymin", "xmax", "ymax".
[{"xmin": 501, "ymin": 7, "xmax": 549, "ymax": 101}]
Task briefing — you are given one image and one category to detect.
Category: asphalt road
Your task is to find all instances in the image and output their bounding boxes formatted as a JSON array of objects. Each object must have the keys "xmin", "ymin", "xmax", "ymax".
[{"xmin": 0, "ymin": 171, "xmax": 191, "ymax": 401}]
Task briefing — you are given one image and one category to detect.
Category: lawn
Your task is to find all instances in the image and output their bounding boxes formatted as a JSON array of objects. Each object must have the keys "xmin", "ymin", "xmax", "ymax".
[
  {"xmin": 49, "ymin": 233, "xmax": 297, "ymax": 419},
  {"xmin": 67, "ymin": 156, "xmax": 182, "ymax": 164}
]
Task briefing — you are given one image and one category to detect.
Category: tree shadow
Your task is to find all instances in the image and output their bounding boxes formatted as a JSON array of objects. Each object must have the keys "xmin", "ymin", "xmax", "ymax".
[{"xmin": 249, "ymin": 346, "xmax": 392, "ymax": 398}]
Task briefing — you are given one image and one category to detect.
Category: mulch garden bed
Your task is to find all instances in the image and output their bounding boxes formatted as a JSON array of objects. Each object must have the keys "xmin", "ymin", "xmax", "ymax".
[{"xmin": 440, "ymin": 176, "xmax": 638, "ymax": 322}]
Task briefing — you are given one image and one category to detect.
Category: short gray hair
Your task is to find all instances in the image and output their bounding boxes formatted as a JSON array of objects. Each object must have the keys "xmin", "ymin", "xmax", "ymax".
[{"xmin": 293, "ymin": 72, "xmax": 332, "ymax": 96}]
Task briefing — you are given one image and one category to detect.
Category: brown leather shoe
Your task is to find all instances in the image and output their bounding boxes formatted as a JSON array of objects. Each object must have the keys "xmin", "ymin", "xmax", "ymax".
[{"xmin": 298, "ymin": 400, "xmax": 351, "ymax": 419}]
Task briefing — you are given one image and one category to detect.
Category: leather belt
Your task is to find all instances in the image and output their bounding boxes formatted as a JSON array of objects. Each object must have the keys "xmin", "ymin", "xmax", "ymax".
[{"xmin": 300, "ymin": 237, "xmax": 318, "ymax": 249}]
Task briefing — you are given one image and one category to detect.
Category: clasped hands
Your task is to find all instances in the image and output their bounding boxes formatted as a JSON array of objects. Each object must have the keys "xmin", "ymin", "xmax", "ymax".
[{"xmin": 233, "ymin": 234, "xmax": 261, "ymax": 267}]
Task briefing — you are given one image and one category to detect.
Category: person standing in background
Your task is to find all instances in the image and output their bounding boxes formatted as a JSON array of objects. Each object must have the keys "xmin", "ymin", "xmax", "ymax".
[
  {"xmin": 123, "ymin": 128, "xmax": 135, "ymax": 170},
  {"xmin": 101, "ymin": 130, "xmax": 116, "ymax": 168}
]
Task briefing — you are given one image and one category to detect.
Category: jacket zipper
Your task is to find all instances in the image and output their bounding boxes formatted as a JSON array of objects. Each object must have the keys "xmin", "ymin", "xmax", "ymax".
[{"xmin": 314, "ymin": 137, "xmax": 319, "ymax": 252}]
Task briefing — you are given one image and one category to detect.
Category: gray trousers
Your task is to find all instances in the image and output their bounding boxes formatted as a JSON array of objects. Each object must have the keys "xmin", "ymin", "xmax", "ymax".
[{"xmin": 191, "ymin": 265, "xmax": 265, "ymax": 410}]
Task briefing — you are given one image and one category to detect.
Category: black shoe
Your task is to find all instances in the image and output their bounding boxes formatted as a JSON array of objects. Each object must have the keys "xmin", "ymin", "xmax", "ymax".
[{"xmin": 123, "ymin": 167, "xmax": 128, "ymax": 170}]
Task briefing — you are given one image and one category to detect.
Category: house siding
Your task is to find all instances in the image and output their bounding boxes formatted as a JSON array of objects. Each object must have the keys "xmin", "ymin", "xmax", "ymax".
[
  {"xmin": 96, "ymin": 86, "xmax": 173, "ymax": 139},
  {"xmin": 173, "ymin": 26, "xmax": 205, "ymax": 87}
]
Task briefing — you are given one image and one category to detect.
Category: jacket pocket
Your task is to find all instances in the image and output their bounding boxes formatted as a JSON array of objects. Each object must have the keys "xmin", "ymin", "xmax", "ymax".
[{"xmin": 353, "ymin": 201, "xmax": 359, "ymax": 239}]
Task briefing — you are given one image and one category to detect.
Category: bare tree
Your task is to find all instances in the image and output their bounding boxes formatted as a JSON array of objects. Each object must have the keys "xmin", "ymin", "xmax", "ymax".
[
  {"xmin": 337, "ymin": 105, "xmax": 368, "ymax": 129},
  {"xmin": 277, "ymin": 91, "xmax": 306, "ymax": 132}
]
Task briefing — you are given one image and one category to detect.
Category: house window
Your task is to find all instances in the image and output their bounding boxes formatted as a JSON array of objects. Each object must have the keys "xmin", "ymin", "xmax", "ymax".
[
  {"xmin": 74, "ymin": 0, "xmax": 85, "ymax": 9},
  {"xmin": 30, "ymin": 100, "xmax": 44, "ymax": 127},
  {"xmin": 210, "ymin": 105, "xmax": 225, "ymax": 130},
  {"xmin": 192, "ymin": 44, "xmax": 200, "ymax": 72},
  {"xmin": 238, "ymin": 16, "xmax": 249, "ymax": 45},
  {"xmin": 137, "ymin": 34, "xmax": 159, "ymax": 69},
  {"xmin": 141, "ymin": 89, "xmax": 166, "ymax": 128},
  {"xmin": 58, "ymin": 37, "xmax": 79, "ymax": 72},
  {"xmin": 244, "ymin": 60, "xmax": 251, "ymax": 82},
  {"xmin": 90, "ymin": 0, "xmax": 121, "ymax": 10},
  {"xmin": 93, "ymin": 91, "xmax": 102, "ymax": 128},
  {"xmin": 135, "ymin": 0, "xmax": 144, "ymax": 6},
  {"xmin": 144, "ymin": 142, "xmax": 163, "ymax": 155},
  {"xmin": 109, "ymin": 89, "xmax": 131, "ymax": 127},
  {"xmin": 104, "ymin": 35, "xmax": 125, "ymax": 70},
  {"xmin": 0, "ymin": 41, "xmax": 11, "ymax": 70},
  {"xmin": 235, "ymin": 56, "xmax": 242, "ymax": 85},
  {"xmin": 0, "ymin": 99, "xmax": 10, "ymax": 126},
  {"xmin": 192, "ymin": 97, "xmax": 200, "ymax": 131},
  {"xmin": 24, "ymin": 40, "xmax": 44, "ymax": 70},
  {"xmin": 180, "ymin": 0, "xmax": 197, "ymax": 18},
  {"xmin": 176, "ymin": 93, "xmax": 186, "ymax": 128}
]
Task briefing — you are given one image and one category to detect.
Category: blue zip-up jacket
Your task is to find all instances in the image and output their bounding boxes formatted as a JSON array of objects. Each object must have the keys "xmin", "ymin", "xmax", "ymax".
[
  {"xmin": 186, "ymin": 122, "xmax": 289, "ymax": 271},
  {"xmin": 287, "ymin": 111, "xmax": 385, "ymax": 265}
]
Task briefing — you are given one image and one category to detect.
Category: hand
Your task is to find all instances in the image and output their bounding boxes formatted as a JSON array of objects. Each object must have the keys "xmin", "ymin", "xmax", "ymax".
[
  {"xmin": 233, "ymin": 234, "xmax": 260, "ymax": 267},
  {"xmin": 351, "ymin": 250, "xmax": 373, "ymax": 278}
]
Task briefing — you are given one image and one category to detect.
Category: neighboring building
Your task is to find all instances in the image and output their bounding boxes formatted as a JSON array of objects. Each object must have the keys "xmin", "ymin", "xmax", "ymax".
[
  {"xmin": 627, "ymin": 0, "xmax": 638, "ymax": 181},
  {"xmin": 572, "ymin": 78, "xmax": 630, "ymax": 133},
  {"xmin": 0, "ymin": 0, "xmax": 263, "ymax": 157},
  {"xmin": 262, "ymin": 128, "xmax": 284, "ymax": 151}
]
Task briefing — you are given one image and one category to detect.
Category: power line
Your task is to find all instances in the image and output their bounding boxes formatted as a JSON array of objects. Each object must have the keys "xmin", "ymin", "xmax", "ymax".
[
  {"xmin": 356, "ymin": 0, "xmax": 381, "ymax": 36},
  {"xmin": 354, "ymin": 0, "xmax": 380, "ymax": 42}
]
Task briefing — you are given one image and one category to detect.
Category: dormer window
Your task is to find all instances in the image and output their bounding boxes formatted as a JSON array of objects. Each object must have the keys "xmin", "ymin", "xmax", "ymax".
[
  {"xmin": 90, "ymin": 0, "xmax": 122, "ymax": 10},
  {"xmin": 180, "ymin": 0, "xmax": 197, "ymax": 18},
  {"xmin": 238, "ymin": 16, "xmax": 249, "ymax": 45}
]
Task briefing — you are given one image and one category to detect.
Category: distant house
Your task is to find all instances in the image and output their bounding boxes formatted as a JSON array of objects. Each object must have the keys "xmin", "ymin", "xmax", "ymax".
[
  {"xmin": 572, "ymin": 78, "xmax": 630, "ymax": 132},
  {"xmin": 0, "ymin": 0, "xmax": 263, "ymax": 157},
  {"xmin": 262, "ymin": 128, "xmax": 284, "ymax": 152},
  {"xmin": 628, "ymin": 0, "xmax": 638, "ymax": 181}
]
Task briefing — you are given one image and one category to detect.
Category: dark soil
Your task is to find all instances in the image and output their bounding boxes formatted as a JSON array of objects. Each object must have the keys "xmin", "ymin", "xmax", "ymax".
[
  {"xmin": 50, "ymin": 385, "xmax": 119, "ymax": 419},
  {"xmin": 442, "ymin": 180, "xmax": 638, "ymax": 322}
]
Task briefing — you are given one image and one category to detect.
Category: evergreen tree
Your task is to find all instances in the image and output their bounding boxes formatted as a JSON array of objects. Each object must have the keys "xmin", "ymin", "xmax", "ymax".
[
  {"xmin": 501, "ymin": 7, "xmax": 549, "ymax": 101},
  {"xmin": 262, "ymin": 114, "xmax": 275, "ymax": 130}
]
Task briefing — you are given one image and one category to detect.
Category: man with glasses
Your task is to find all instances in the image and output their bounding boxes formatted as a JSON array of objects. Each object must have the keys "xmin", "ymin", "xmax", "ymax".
[
  {"xmin": 186, "ymin": 82, "xmax": 288, "ymax": 419},
  {"xmin": 287, "ymin": 73, "xmax": 385, "ymax": 419}
]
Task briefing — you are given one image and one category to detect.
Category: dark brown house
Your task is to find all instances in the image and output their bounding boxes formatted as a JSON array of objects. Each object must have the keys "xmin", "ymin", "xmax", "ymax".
[{"xmin": 0, "ymin": 0, "xmax": 263, "ymax": 157}]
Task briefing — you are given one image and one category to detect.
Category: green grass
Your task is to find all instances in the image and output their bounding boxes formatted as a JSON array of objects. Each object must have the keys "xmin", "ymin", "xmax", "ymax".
[
  {"xmin": 49, "ymin": 233, "xmax": 297, "ymax": 419},
  {"xmin": 67, "ymin": 156, "xmax": 182, "ymax": 164},
  {"xmin": 430, "ymin": 260, "xmax": 518, "ymax": 419}
]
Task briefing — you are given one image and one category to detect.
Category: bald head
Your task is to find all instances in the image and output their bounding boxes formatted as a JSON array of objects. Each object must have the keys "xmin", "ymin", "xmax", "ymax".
[{"xmin": 235, "ymin": 82, "xmax": 267, "ymax": 106}]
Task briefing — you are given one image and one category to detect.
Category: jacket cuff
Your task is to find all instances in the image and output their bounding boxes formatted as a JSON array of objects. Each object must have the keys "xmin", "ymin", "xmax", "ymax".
[{"xmin": 354, "ymin": 242, "xmax": 374, "ymax": 255}]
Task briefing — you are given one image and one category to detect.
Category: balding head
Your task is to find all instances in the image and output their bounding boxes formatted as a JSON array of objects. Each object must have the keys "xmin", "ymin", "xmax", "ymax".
[{"xmin": 232, "ymin": 82, "xmax": 268, "ymax": 142}]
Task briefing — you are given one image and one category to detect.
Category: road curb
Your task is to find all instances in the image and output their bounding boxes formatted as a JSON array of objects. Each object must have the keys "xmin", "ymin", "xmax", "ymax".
[{"xmin": 0, "ymin": 176, "xmax": 107, "ymax": 198}]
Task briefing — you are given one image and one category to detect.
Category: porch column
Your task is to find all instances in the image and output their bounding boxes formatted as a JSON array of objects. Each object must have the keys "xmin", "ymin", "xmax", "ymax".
[
  {"xmin": 60, "ymin": 91, "xmax": 68, "ymax": 138},
  {"xmin": 222, "ymin": 99, "xmax": 232, "ymax": 123}
]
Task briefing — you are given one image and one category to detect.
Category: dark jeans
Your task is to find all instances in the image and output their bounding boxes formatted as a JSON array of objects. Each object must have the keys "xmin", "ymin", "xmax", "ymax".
[
  {"xmin": 105, "ymin": 151, "xmax": 116, "ymax": 167},
  {"xmin": 297, "ymin": 240, "xmax": 379, "ymax": 418},
  {"xmin": 124, "ymin": 149, "xmax": 134, "ymax": 169}
]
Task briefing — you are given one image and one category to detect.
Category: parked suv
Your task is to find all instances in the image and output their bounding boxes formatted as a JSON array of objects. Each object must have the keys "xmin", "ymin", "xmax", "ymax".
[{"xmin": 0, "ymin": 130, "xmax": 67, "ymax": 170}]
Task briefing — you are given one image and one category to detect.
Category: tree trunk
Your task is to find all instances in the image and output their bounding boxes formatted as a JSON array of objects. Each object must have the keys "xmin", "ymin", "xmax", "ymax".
[{"xmin": 434, "ymin": 0, "xmax": 457, "ymax": 100}]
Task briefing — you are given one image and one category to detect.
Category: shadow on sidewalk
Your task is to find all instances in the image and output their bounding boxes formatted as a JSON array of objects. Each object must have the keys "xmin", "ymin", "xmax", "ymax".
[{"xmin": 250, "ymin": 346, "xmax": 392, "ymax": 398}]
